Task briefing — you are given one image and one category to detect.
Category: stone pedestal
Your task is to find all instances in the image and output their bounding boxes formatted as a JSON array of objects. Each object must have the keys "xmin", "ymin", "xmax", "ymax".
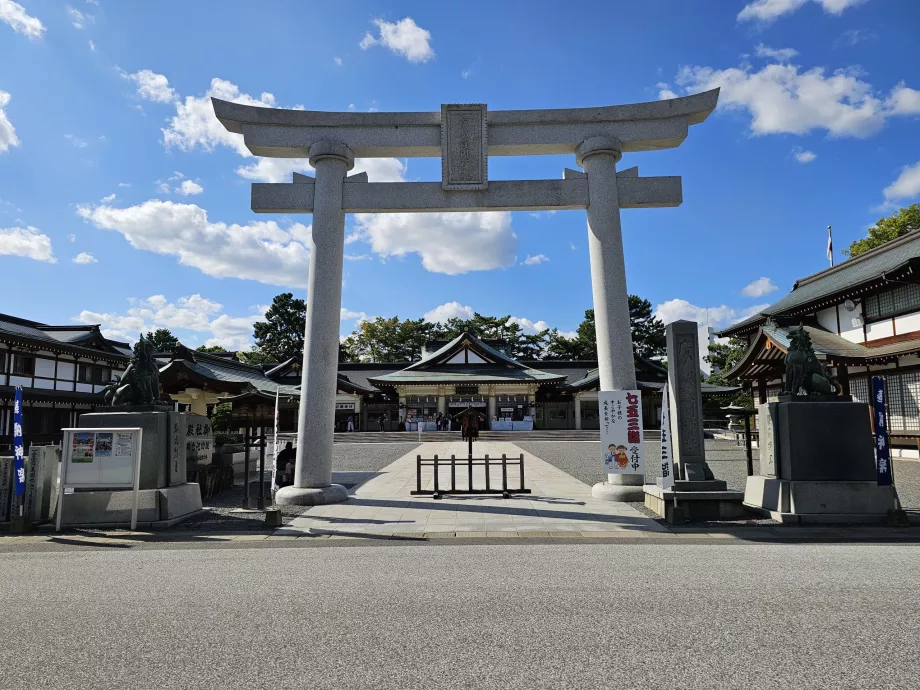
[
  {"xmin": 666, "ymin": 320, "xmax": 710, "ymax": 480},
  {"xmin": 63, "ymin": 409, "xmax": 202, "ymax": 526},
  {"xmin": 744, "ymin": 400, "xmax": 896, "ymax": 523},
  {"xmin": 644, "ymin": 479, "xmax": 745, "ymax": 522}
]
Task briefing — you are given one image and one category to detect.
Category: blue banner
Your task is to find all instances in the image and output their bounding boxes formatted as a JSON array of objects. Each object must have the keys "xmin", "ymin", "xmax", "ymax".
[
  {"xmin": 871, "ymin": 376, "xmax": 893, "ymax": 487},
  {"xmin": 13, "ymin": 386, "xmax": 25, "ymax": 497}
]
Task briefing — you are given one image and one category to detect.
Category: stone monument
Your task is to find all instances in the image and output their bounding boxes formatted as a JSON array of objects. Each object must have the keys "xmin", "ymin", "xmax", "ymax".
[
  {"xmin": 212, "ymin": 89, "xmax": 720, "ymax": 505},
  {"xmin": 644, "ymin": 320, "xmax": 744, "ymax": 520},
  {"xmin": 744, "ymin": 327, "xmax": 895, "ymax": 523},
  {"xmin": 61, "ymin": 337, "xmax": 202, "ymax": 526}
]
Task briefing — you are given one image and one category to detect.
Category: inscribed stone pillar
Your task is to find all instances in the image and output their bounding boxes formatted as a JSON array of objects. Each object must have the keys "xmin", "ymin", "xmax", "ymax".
[
  {"xmin": 574, "ymin": 396, "xmax": 582, "ymax": 430},
  {"xmin": 276, "ymin": 141, "xmax": 353, "ymax": 506},
  {"xmin": 437, "ymin": 394, "xmax": 447, "ymax": 416},
  {"xmin": 666, "ymin": 320, "xmax": 708, "ymax": 480},
  {"xmin": 579, "ymin": 137, "xmax": 643, "ymax": 501},
  {"xmin": 487, "ymin": 395, "xmax": 496, "ymax": 423}
]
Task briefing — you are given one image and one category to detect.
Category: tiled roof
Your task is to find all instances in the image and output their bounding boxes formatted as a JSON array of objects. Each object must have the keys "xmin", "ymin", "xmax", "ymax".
[
  {"xmin": 161, "ymin": 346, "xmax": 299, "ymax": 395},
  {"xmin": 0, "ymin": 314, "xmax": 130, "ymax": 361},
  {"xmin": 764, "ymin": 324, "xmax": 920, "ymax": 362}
]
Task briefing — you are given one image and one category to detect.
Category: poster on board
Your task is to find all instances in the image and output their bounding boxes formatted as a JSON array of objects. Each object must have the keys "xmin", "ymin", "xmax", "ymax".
[
  {"xmin": 599, "ymin": 390, "xmax": 645, "ymax": 475},
  {"xmin": 72, "ymin": 433, "xmax": 95, "ymax": 463},
  {"xmin": 94, "ymin": 433, "xmax": 113, "ymax": 458}
]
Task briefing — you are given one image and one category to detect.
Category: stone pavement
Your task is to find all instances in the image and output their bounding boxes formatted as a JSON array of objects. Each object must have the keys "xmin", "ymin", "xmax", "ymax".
[{"xmin": 276, "ymin": 441, "xmax": 667, "ymax": 538}]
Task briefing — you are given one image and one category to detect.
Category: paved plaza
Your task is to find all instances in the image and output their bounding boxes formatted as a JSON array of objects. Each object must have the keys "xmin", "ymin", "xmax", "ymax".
[{"xmin": 278, "ymin": 441, "xmax": 666, "ymax": 538}]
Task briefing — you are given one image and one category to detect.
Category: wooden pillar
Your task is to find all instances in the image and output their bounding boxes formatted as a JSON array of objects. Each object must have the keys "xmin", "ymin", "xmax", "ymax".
[
  {"xmin": 837, "ymin": 364, "xmax": 850, "ymax": 396},
  {"xmin": 757, "ymin": 376, "xmax": 768, "ymax": 405}
]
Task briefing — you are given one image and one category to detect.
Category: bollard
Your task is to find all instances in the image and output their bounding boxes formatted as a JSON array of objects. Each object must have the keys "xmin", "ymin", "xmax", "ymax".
[
  {"xmin": 484, "ymin": 455, "xmax": 490, "ymax": 491},
  {"xmin": 433, "ymin": 455, "xmax": 440, "ymax": 499},
  {"xmin": 468, "ymin": 455, "xmax": 473, "ymax": 492},
  {"xmin": 520, "ymin": 454, "xmax": 525, "ymax": 492},
  {"xmin": 416, "ymin": 455, "xmax": 422, "ymax": 493},
  {"xmin": 501, "ymin": 454, "xmax": 509, "ymax": 499}
]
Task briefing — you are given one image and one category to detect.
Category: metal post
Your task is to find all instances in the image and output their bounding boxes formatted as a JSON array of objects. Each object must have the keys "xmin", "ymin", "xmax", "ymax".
[
  {"xmin": 485, "ymin": 455, "xmax": 490, "ymax": 491},
  {"xmin": 243, "ymin": 425, "xmax": 252, "ymax": 508},
  {"xmin": 451, "ymin": 455, "xmax": 456, "ymax": 491},
  {"xmin": 520, "ymin": 453, "xmax": 525, "ymax": 491},
  {"xmin": 258, "ymin": 426, "xmax": 266, "ymax": 510},
  {"xmin": 744, "ymin": 413, "xmax": 754, "ymax": 477},
  {"xmin": 433, "ymin": 455, "xmax": 440, "ymax": 499},
  {"xmin": 501, "ymin": 453, "xmax": 508, "ymax": 498},
  {"xmin": 416, "ymin": 455, "xmax": 422, "ymax": 494},
  {"xmin": 467, "ymin": 455, "xmax": 472, "ymax": 492}
]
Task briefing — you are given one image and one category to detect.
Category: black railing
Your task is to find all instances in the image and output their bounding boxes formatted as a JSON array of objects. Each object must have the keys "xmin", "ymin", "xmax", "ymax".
[{"xmin": 411, "ymin": 453, "xmax": 531, "ymax": 499}]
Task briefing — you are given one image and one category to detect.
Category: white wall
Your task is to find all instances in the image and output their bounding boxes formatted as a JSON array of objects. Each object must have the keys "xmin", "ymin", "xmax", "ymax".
[
  {"xmin": 894, "ymin": 311, "xmax": 920, "ymax": 335},
  {"xmin": 816, "ymin": 306, "xmax": 838, "ymax": 333},
  {"xmin": 866, "ymin": 319, "xmax": 895, "ymax": 341},
  {"xmin": 9, "ymin": 375, "xmax": 31, "ymax": 387},
  {"xmin": 33, "ymin": 378, "xmax": 54, "ymax": 390},
  {"xmin": 75, "ymin": 382, "xmax": 93, "ymax": 393},
  {"xmin": 838, "ymin": 301, "xmax": 865, "ymax": 343},
  {"xmin": 34, "ymin": 357, "xmax": 55, "ymax": 378}
]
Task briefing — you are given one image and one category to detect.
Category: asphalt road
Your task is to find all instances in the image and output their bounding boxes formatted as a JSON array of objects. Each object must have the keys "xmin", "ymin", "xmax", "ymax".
[{"xmin": 3, "ymin": 541, "xmax": 919, "ymax": 689}]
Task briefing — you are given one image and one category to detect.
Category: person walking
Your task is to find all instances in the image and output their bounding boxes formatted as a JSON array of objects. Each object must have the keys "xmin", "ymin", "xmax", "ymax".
[
  {"xmin": 347, "ymin": 414, "xmax": 354, "ymax": 432},
  {"xmin": 378, "ymin": 413, "xmax": 386, "ymax": 432},
  {"xmin": 276, "ymin": 441, "xmax": 295, "ymax": 488}
]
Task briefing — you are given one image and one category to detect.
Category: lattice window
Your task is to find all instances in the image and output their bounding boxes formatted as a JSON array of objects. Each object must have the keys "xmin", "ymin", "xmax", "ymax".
[
  {"xmin": 897, "ymin": 371, "xmax": 920, "ymax": 432},
  {"xmin": 864, "ymin": 283, "xmax": 920, "ymax": 321},
  {"xmin": 850, "ymin": 377, "xmax": 869, "ymax": 404},
  {"xmin": 766, "ymin": 386, "xmax": 783, "ymax": 402}
]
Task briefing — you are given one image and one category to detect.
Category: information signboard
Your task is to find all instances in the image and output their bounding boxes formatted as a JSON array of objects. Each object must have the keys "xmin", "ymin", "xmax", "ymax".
[
  {"xmin": 599, "ymin": 390, "xmax": 645, "ymax": 475},
  {"xmin": 56, "ymin": 427, "xmax": 143, "ymax": 531}
]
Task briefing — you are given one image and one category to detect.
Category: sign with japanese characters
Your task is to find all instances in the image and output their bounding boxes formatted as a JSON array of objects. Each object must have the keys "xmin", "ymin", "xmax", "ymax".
[
  {"xmin": 599, "ymin": 390, "xmax": 645, "ymax": 475},
  {"xmin": 659, "ymin": 385, "xmax": 674, "ymax": 489},
  {"xmin": 871, "ymin": 377, "xmax": 893, "ymax": 487},
  {"xmin": 185, "ymin": 414, "xmax": 213, "ymax": 465},
  {"xmin": 13, "ymin": 386, "xmax": 25, "ymax": 497}
]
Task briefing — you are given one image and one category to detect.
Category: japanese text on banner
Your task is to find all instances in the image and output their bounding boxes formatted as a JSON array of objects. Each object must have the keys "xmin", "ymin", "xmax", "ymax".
[{"xmin": 599, "ymin": 390, "xmax": 645, "ymax": 475}]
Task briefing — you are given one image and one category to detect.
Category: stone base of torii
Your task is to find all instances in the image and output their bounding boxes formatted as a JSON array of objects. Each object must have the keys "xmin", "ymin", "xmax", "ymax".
[{"xmin": 212, "ymin": 92, "xmax": 720, "ymax": 506}]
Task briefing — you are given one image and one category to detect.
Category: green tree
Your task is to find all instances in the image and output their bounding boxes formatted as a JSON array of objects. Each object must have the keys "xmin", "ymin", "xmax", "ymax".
[
  {"xmin": 237, "ymin": 348, "xmax": 274, "ymax": 365},
  {"xmin": 196, "ymin": 345, "xmax": 228, "ymax": 354},
  {"xmin": 704, "ymin": 338, "xmax": 753, "ymax": 409},
  {"xmin": 252, "ymin": 293, "xmax": 306, "ymax": 362},
  {"xmin": 209, "ymin": 402, "xmax": 233, "ymax": 433},
  {"xmin": 629, "ymin": 295, "xmax": 667, "ymax": 360},
  {"xmin": 145, "ymin": 328, "xmax": 179, "ymax": 352},
  {"xmin": 845, "ymin": 203, "xmax": 920, "ymax": 257}
]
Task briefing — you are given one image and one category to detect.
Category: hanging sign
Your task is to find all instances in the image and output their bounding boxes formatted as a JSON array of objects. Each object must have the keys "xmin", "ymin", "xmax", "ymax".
[
  {"xmin": 13, "ymin": 386, "xmax": 25, "ymax": 497},
  {"xmin": 871, "ymin": 377, "xmax": 893, "ymax": 486},
  {"xmin": 600, "ymin": 390, "xmax": 645, "ymax": 475},
  {"xmin": 659, "ymin": 385, "xmax": 674, "ymax": 489}
]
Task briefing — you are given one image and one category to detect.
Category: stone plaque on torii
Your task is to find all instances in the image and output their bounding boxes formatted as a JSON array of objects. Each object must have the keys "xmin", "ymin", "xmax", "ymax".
[{"xmin": 212, "ymin": 89, "xmax": 720, "ymax": 506}]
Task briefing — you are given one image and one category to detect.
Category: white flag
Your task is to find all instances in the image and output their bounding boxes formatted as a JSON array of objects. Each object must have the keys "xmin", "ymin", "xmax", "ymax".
[
  {"xmin": 659, "ymin": 385, "xmax": 674, "ymax": 489},
  {"xmin": 826, "ymin": 225, "xmax": 833, "ymax": 265},
  {"xmin": 271, "ymin": 387, "xmax": 280, "ymax": 492}
]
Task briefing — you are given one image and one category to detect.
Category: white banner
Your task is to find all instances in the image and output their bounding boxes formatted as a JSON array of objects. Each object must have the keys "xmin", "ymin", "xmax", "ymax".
[
  {"xmin": 600, "ymin": 390, "xmax": 644, "ymax": 475},
  {"xmin": 659, "ymin": 385, "xmax": 674, "ymax": 489}
]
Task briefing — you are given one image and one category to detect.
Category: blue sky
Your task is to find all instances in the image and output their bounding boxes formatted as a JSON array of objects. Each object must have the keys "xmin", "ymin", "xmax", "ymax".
[{"xmin": 1, "ymin": 0, "xmax": 919, "ymax": 359}]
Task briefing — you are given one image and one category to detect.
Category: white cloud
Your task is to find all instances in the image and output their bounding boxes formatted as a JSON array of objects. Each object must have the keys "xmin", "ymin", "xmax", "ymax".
[
  {"xmin": 0, "ymin": 90, "xmax": 20, "ymax": 153},
  {"xmin": 461, "ymin": 69, "xmax": 471, "ymax": 79},
  {"xmin": 569, "ymin": 241, "xmax": 577, "ymax": 251},
  {"xmin": 882, "ymin": 161, "xmax": 920, "ymax": 204},
  {"xmin": 793, "ymin": 147, "xmax": 817, "ymax": 163},
  {"xmin": 754, "ymin": 44, "xmax": 799, "ymax": 62},
  {"xmin": 74, "ymin": 294, "xmax": 264, "ymax": 349},
  {"xmin": 344, "ymin": 254, "xmax": 372, "ymax": 261},
  {"xmin": 741, "ymin": 276, "xmax": 779, "ymax": 297},
  {"xmin": 65, "ymin": 133, "xmax": 87, "ymax": 148},
  {"xmin": 834, "ymin": 28, "xmax": 873, "ymax": 48},
  {"xmin": 0, "ymin": 0, "xmax": 45, "ymax": 39},
  {"xmin": 655, "ymin": 299, "xmax": 769, "ymax": 373},
  {"xmin": 738, "ymin": 0, "xmax": 867, "ymax": 23},
  {"xmin": 77, "ymin": 199, "xmax": 311, "ymax": 287},
  {"xmin": 176, "ymin": 179, "xmax": 203, "ymax": 196},
  {"xmin": 67, "ymin": 5, "xmax": 84, "ymax": 28},
  {"xmin": 353, "ymin": 211, "xmax": 516, "ymax": 275},
  {"xmin": 334, "ymin": 57, "xmax": 343, "ymax": 66},
  {"xmin": 123, "ymin": 69, "xmax": 176, "ymax": 103},
  {"xmin": 162, "ymin": 77, "xmax": 276, "ymax": 155},
  {"xmin": 0, "ymin": 226, "xmax": 56, "ymax": 262},
  {"xmin": 668, "ymin": 61, "xmax": 919, "ymax": 138},
  {"xmin": 340, "ymin": 308, "xmax": 368, "ymax": 324},
  {"xmin": 506, "ymin": 316, "xmax": 550, "ymax": 335},
  {"xmin": 236, "ymin": 156, "xmax": 407, "ymax": 184},
  {"xmin": 101, "ymin": 193, "xmax": 116, "ymax": 202},
  {"xmin": 360, "ymin": 17, "xmax": 434, "ymax": 63},
  {"xmin": 118, "ymin": 182, "xmax": 131, "ymax": 188},
  {"xmin": 886, "ymin": 82, "xmax": 920, "ymax": 116},
  {"xmin": 522, "ymin": 254, "xmax": 549, "ymax": 266},
  {"xmin": 67, "ymin": 234, "xmax": 76, "ymax": 242},
  {"xmin": 424, "ymin": 302, "xmax": 475, "ymax": 323},
  {"xmin": 88, "ymin": 39, "xmax": 95, "ymax": 51},
  {"xmin": 73, "ymin": 251, "xmax": 97, "ymax": 264},
  {"xmin": 656, "ymin": 82, "xmax": 679, "ymax": 100}
]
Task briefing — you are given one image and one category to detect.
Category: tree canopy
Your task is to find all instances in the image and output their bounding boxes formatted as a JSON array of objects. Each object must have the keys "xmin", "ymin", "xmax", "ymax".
[
  {"xmin": 145, "ymin": 328, "xmax": 178, "ymax": 352},
  {"xmin": 252, "ymin": 292, "xmax": 306, "ymax": 362},
  {"xmin": 196, "ymin": 345, "xmax": 228, "ymax": 354},
  {"xmin": 845, "ymin": 203, "xmax": 920, "ymax": 258}
]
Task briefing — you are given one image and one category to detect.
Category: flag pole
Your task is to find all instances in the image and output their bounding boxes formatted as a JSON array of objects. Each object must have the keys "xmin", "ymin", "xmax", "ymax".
[{"xmin": 827, "ymin": 225, "xmax": 834, "ymax": 267}]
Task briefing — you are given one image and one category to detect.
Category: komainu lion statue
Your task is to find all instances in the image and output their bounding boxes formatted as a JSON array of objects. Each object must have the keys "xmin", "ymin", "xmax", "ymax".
[
  {"xmin": 783, "ymin": 326, "xmax": 838, "ymax": 396},
  {"xmin": 104, "ymin": 335, "xmax": 162, "ymax": 406}
]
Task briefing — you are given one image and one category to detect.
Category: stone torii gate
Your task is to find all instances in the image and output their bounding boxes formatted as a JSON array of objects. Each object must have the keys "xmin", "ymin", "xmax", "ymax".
[{"xmin": 213, "ymin": 89, "xmax": 720, "ymax": 506}]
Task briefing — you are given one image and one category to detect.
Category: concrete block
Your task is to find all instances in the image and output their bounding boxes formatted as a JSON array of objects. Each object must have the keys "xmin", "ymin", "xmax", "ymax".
[
  {"xmin": 158, "ymin": 483, "xmax": 203, "ymax": 520},
  {"xmin": 61, "ymin": 489, "xmax": 160, "ymax": 525}
]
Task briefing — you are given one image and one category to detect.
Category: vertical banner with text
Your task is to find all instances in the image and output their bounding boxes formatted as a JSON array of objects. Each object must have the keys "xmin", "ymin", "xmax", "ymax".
[
  {"xmin": 13, "ymin": 386, "xmax": 25, "ymax": 497},
  {"xmin": 600, "ymin": 390, "xmax": 645, "ymax": 475},
  {"xmin": 659, "ymin": 385, "xmax": 674, "ymax": 489},
  {"xmin": 871, "ymin": 376, "xmax": 893, "ymax": 486}
]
